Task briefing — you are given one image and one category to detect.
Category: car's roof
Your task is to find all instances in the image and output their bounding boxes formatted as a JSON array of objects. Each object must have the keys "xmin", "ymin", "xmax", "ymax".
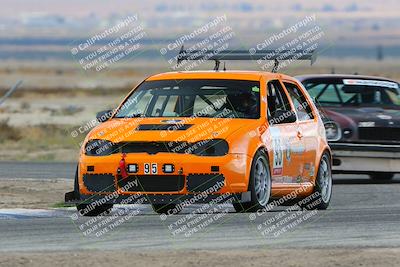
[
  {"xmin": 146, "ymin": 70, "xmax": 287, "ymax": 81},
  {"xmin": 295, "ymin": 74, "xmax": 399, "ymax": 83}
]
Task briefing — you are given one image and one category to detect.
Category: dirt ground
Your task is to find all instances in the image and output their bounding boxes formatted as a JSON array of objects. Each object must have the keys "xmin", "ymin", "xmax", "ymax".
[
  {"xmin": 1, "ymin": 248, "xmax": 399, "ymax": 267},
  {"xmin": 0, "ymin": 178, "xmax": 71, "ymax": 208}
]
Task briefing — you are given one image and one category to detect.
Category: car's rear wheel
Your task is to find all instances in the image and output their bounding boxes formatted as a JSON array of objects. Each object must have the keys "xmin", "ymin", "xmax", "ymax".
[
  {"xmin": 152, "ymin": 203, "xmax": 181, "ymax": 215},
  {"xmin": 233, "ymin": 150, "xmax": 271, "ymax": 212},
  {"xmin": 306, "ymin": 153, "xmax": 332, "ymax": 210},
  {"xmin": 369, "ymin": 172, "xmax": 395, "ymax": 181},
  {"xmin": 76, "ymin": 203, "xmax": 113, "ymax": 216}
]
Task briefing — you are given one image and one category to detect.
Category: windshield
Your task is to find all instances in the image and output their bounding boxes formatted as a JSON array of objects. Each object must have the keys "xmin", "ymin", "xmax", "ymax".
[
  {"xmin": 114, "ymin": 79, "xmax": 261, "ymax": 119},
  {"xmin": 304, "ymin": 79, "xmax": 400, "ymax": 107}
]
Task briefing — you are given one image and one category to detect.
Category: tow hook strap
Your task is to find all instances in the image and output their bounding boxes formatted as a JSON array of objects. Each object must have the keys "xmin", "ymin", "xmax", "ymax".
[{"xmin": 118, "ymin": 153, "xmax": 128, "ymax": 180}]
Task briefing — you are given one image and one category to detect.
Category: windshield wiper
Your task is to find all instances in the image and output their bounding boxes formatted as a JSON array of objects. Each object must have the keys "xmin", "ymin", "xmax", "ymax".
[
  {"xmin": 115, "ymin": 113, "xmax": 144, "ymax": 118},
  {"xmin": 195, "ymin": 114, "xmax": 213, "ymax": 117},
  {"xmin": 128, "ymin": 113, "xmax": 145, "ymax": 118}
]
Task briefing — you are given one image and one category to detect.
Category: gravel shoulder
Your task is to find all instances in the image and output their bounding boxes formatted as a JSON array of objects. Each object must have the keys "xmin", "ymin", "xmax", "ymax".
[
  {"xmin": 0, "ymin": 178, "xmax": 71, "ymax": 208},
  {"xmin": 1, "ymin": 248, "xmax": 400, "ymax": 267}
]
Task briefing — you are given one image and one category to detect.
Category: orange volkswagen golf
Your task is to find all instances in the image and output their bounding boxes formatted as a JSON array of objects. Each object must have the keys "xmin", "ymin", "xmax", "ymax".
[{"xmin": 66, "ymin": 51, "xmax": 332, "ymax": 216}]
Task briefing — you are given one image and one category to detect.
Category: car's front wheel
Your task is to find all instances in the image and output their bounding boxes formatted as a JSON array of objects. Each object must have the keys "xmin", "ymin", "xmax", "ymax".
[{"xmin": 233, "ymin": 150, "xmax": 271, "ymax": 212}]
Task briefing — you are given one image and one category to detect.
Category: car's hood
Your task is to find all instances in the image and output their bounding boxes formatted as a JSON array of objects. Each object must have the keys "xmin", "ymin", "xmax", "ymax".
[
  {"xmin": 86, "ymin": 117, "xmax": 259, "ymax": 143},
  {"xmin": 321, "ymin": 106, "xmax": 400, "ymax": 127}
]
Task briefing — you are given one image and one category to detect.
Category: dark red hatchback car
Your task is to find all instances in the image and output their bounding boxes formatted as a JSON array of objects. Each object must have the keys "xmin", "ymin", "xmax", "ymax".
[{"xmin": 297, "ymin": 74, "xmax": 400, "ymax": 180}]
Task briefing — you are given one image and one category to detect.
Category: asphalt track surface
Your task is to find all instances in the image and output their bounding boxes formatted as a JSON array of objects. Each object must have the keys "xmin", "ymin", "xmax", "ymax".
[
  {"xmin": 0, "ymin": 162, "xmax": 76, "ymax": 179},
  {"xmin": 0, "ymin": 162, "xmax": 399, "ymax": 252}
]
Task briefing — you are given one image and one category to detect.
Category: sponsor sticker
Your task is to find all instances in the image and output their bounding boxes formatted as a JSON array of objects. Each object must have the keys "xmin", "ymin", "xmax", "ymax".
[
  {"xmin": 270, "ymin": 127, "xmax": 283, "ymax": 176},
  {"xmin": 358, "ymin": 121, "xmax": 375, "ymax": 127},
  {"xmin": 273, "ymin": 176, "xmax": 296, "ymax": 183},
  {"xmin": 377, "ymin": 114, "xmax": 392, "ymax": 120},
  {"xmin": 343, "ymin": 79, "xmax": 399, "ymax": 89}
]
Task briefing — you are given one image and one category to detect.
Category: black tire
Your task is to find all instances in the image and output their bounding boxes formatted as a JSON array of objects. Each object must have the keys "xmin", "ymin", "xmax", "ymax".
[
  {"xmin": 305, "ymin": 153, "xmax": 332, "ymax": 210},
  {"xmin": 76, "ymin": 203, "xmax": 113, "ymax": 217},
  {"xmin": 369, "ymin": 172, "xmax": 395, "ymax": 181},
  {"xmin": 73, "ymin": 166, "xmax": 80, "ymax": 199},
  {"xmin": 152, "ymin": 203, "xmax": 182, "ymax": 215},
  {"xmin": 233, "ymin": 150, "xmax": 271, "ymax": 213},
  {"xmin": 74, "ymin": 166, "xmax": 113, "ymax": 216}
]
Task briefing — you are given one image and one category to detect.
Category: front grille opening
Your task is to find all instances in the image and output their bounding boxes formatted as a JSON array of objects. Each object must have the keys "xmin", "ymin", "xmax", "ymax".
[
  {"xmin": 117, "ymin": 175, "xmax": 185, "ymax": 192},
  {"xmin": 186, "ymin": 174, "xmax": 225, "ymax": 193},
  {"xmin": 83, "ymin": 173, "xmax": 116, "ymax": 193},
  {"xmin": 359, "ymin": 127, "xmax": 400, "ymax": 143}
]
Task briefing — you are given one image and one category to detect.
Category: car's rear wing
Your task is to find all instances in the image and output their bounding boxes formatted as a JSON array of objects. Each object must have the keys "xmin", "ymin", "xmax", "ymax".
[{"xmin": 176, "ymin": 46, "xmax": 317, "ymax": 72}]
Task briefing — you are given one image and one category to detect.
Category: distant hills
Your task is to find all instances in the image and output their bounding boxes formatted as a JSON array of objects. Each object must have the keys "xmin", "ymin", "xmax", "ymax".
[{"xmin": 0, "ymin": 0, "xmax": 399, "ymax": 60}]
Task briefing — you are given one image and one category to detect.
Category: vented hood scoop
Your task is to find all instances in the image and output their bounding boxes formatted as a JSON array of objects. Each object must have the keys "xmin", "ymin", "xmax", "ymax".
[{"xmin": 136, "ymin": 124, "xmax": 193, "ymax": 131}]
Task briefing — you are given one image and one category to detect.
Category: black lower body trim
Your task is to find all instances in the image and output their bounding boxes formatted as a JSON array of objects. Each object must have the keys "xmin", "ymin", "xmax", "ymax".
[
  {"xmin": 117, "ymin": 175, "xmax": 185, "ymax": 192},
  {"xmin": 83, "ymin": 173, "xmax": 116, "ymax": 193},
  {"xmin": 186, "ymin": 173, "xmax": 225, "ymax": 193}
]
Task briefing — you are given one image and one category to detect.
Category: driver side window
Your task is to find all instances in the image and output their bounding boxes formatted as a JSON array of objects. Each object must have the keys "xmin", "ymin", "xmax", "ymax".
[{"xmin": 267, "ymin": 80, "xmax": 294, "ymax": 123}]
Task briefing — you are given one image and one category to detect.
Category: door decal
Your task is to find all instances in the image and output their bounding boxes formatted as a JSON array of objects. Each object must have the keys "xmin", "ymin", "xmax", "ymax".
[{"xmin": 270, "ymin": 127, "xmax": 283, "ymax": 176}]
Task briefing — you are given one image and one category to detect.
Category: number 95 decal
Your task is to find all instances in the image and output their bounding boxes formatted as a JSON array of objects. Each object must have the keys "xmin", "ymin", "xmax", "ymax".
[{"xmin": 144, "ymin": 163, "xmax": 158, "ymax": 174}]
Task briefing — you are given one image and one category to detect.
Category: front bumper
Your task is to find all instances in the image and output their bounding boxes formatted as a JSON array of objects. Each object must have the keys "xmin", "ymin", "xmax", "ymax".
[
  {"xmin": 330, "ymin": 142, "xmax": 400, "ymax": 173},
  {"xmin": 76, "ymin": 153, "xmax": 251, "ymax": 196}
]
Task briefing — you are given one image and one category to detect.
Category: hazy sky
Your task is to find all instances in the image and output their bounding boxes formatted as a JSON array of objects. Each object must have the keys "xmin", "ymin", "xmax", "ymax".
[{"xmin": 2, "ymin": 0, "xmax": 399, "ymax": 19}]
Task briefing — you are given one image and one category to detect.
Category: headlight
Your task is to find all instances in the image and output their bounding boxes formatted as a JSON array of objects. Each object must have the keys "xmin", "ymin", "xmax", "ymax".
[
  {"xmin": 85, "ymin": 139, "xmax": 116, "ymax": 156},
  {"xmin": 324, "ymin": 121, "xmax": 341, "ymax": 141},
  {"xmin": 189, "ymin": 139, "xmax": 229, "ymax": 156}
]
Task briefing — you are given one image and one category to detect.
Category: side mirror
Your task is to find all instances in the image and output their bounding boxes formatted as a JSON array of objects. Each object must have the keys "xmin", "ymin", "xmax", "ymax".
[
  {"xmin": 96, "ymin": 109, "xmax": 113, "ymax": 123},
  {"xmin": 269, "ymin": 109, "xmax": 297, "ymax": 125}
]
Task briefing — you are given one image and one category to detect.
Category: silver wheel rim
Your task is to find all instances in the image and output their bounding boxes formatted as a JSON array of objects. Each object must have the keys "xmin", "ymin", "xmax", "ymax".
[
  {"xmin": 319, "ymin": 157, "xmax": 332, "ymax": 203},
  {"xmin": 254, "ymin": 157, "xmax": 271, "ymax": 206}
]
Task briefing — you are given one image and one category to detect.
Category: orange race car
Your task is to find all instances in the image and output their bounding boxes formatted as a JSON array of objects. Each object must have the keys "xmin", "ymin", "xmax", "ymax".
[{"xmin": 65, "ymin": 49, "xmax": 332, "ymax": 216}]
